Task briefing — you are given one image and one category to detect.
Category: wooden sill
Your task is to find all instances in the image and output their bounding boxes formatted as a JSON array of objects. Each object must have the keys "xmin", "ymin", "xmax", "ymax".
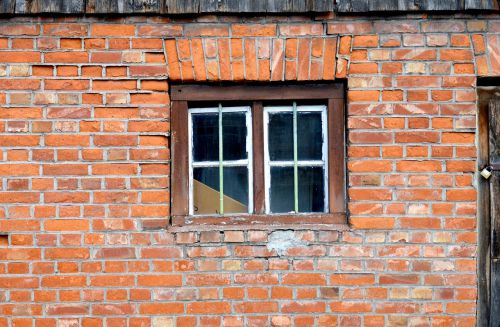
[{"xmin": 168, "ymin": 212, "xmax": 350, "ymax": 232}]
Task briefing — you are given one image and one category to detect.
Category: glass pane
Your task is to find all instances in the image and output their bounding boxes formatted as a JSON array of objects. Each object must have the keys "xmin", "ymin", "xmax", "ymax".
[
  {"xmin": 223, "ymin": 167, "xmax": 249, "ymax": 214},
  {"xmin": 193, "ymin": 167, "xmax": 219, "ymax": 215},
  {"xmin": 268, "ymin": 112, "xmax": 293, "ymax": 161},
  {"xmin": 192, "ymin": 113, "xmax": 219, "ymax": 162},
  {"xmin": 270, "ymin": 167, "xmax": 294, "ymax": 213},
  {"xmin": 298, "ymin": 112, "xmax": 323, "ymax": 160},
  {"xmin": 223, "ymin": 112, "xmax": 247, "ymax": 161},
  {"xmin": 298, "ymin": 167, "xmax": 325, "ymax": 213}
]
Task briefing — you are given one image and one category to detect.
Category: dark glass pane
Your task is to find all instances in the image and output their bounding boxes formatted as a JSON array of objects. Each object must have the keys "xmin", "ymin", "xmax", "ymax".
[
  {"xmin": 223, "ymin": 167, "xmax": 249, "ymax": 214},
  {"xmin": 268, "ymin": 112, "xmax": 293, "ymax": 161},
  {"xmin": 270, "ymin": 167, "xmax": 294, "ymax": 213},
  {"xmin": 298, "ymin": 167, "xmax": 325, "ymax": 213},
  {"xmin": 298, "ymin": 112, "xmax": 323, "ymax": 160},
  {"xmin": 192, "ymin": 113, "xmax": 218, "ymax": 162},
  {"xmin": 223, "ymin": 112, "xmax": 247, "ymax": 161},
  {"xmin": 193, "ymin": 167, "xmax": 219, "ymax": 215}
]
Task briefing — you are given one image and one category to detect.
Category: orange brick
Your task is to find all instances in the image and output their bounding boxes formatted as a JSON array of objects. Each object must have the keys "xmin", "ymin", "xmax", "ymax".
[
  {"xmin": 0, "ymin": 51, "xmax": 40, "ymax": 63},
  {"xmin": 348, "ymin": 90, "xmax": 380, "ymax": 102},
  {"xmin": 232, "ymin": 24, "xmax": 276, "ymax": 36},
  {"xmin": 352, "ymin": 35, "xmax": 379, "ymax": 48},
  {"xmin": 91, "ymin": 24, "xmax": 135, "ymax": 36},
  {"xmin": 349, "ymin": 62, "xmax": 378, "ymax": 74},
  {"xmin": 440, "ymin": 49, "xmax": 473, "ymax": 61},
  {"xmin": 351, "ymin": 217, "xmax": 395, "ymax": 229}
]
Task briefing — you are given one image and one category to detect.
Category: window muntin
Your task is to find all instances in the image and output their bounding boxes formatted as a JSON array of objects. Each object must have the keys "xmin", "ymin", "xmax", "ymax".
[
  {"xmin": 188, "ymin": 105, "xmax": 253, "ymax": 216},
  {"xmin": 264, "ymin": 104, "xmax": 328, "ymax": 214}
]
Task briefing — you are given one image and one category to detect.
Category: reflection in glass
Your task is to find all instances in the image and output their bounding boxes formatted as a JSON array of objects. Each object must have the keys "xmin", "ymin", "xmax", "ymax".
[
  {"xmin": 223, "ymin": 166, "xmax": 249, "ymax": 214},
  {"xmin": 268, "ymin": 113, "xmax": 293, "ymax": 161},
  {"xmin": 192, "ymin": 113, "xmax": 219, "ymax": 162},
  {"xmin": 223, "ymin": 112, "xmax": 247, "ymax": 161},
  {"xmin": 298, "ymin": 112, "xmax": 323, "ymax": 160},
  {"xmin": 270, "ymin": 167, "xmax": 294, "ymax": 213},
  {"xmin": 298, "ymin": 167, "xmax": 325, "ymax": 212}
]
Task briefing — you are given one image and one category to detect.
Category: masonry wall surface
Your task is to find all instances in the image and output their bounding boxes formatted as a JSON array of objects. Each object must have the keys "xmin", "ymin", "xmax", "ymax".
[{"xmin": 0, "ymin": 13, "xmax": 494, "ymax": 327}]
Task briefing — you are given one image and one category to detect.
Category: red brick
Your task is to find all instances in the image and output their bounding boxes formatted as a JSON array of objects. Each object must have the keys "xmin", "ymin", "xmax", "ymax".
[
  {"xmin": 447, "ymin": 189, "xmax": 476, "ymax": 201},
  {"xmin": 187, "ymin": 302, "xmax": 231, "ymax": 314},
  {"xmin": 349, "ymin": 160, "xmax": 391, "ymax": 172},
  {"xmin": 351, "ymin": 217, "xmax": 395, "ymax": 229},
  {"xmin": 323, "ymin": 37, "xmax": 337, "ymax": 80},
  {"xmin": 472, "ymin": 34, "xmax": 486, "ymax": 54},
  {"xmin": 349, "ymin": 131, "xmax": 392, "ymax": 144},
  {"xmin": 42, "ymin": 276, "xmax": 86, "ymax": 288},
  {"xmin": 330, "ymin": 274, "xmax": 375, "ymax": 285},
  {"xmin": 44, "ymin": 24, "xmax": 87, "ymax": 36},
  {"xmin": 348, "ymin": 90, "xmax": 380, "ymax": 102},
  {"xmin": 137, "ymin": 25, "xmax": 182, "ymax": 36},
  {"xmin": 443, "ymin": 76, "xmax": 475, "ymax": 87},
  {"xmin": 349, "ymin": 189, "xmax": 392, "ymax": 201},
  {"xmin": 282, "ymin": 301, "xmax": 325, "ymax": 313},
  {"xmin": 440, "ymin": 49, "xmax": 473, "ymax": 61},
  {"xmin": 330, "ymin": 302, "xmax": 372, "ymax": 313},
  {"xmin": 234, "ymin": 302, "xmax": 279, "ymax": 313},
  {"xmin": 349, "ymin": 63, "xmax": 378, "ymax": 74},
  {"xmin": 0, "ymin": 51, "xmax": 40, "ymax": 63},
  {"xmin": 328, "ymin": 22, "xmax": 373, "ymax": 34},
  {"xmin": 396, "ymin": 189, "xmax": 441, "ymax": 201},
  {"xmin": 396, "ymin": 76, "xmax": 440, "ymax": 88},
  {"xmin": 0, "ymin": 25, "xmax": 39, "ymax": 35},
  {"xmin": 44, "ymin": 219, "xmax": 89, "ymax": 231},
  {"xmin": 232, "ymin": 24, "xmax": 276, "ymax": 36},
  {"xmin": 45, "ymin": 52, "xmax": 89, "ymax": 63},
  {"xmin": 396, "ymin": 160, "xmax": 441, "ymax": 172},
  {"xmin": 0, "ymin": 79, "xmax": 41, "ymax": 90},
  {"xmin": 393, "ymin": 49, "xmax": 436, "ymax": 60},
  {"xmin": 280, "ymin": 24, "xmax": 322, "ymax": 36},
  {"xmin": 442, "ymin": 132, "xmax": 475, "ymax": 144},
  {"xmin": 282, "ymin": 273, "xmax": 326, "ymax": 285},
  {"xmin": 352, "ymin": 35, "xmax": 379, "ymax": 48},
  {"xmin": 376, "ymin": 302, "xmax": 418, "ymax": 314},
  {"xmin": 137, "ymin": 275, "xmax": 182, "ymax": 286},
  {"xmin": 139, "ymin": 303, "xmax": 183, "ymax": 314},
  {"xmin": 91, "ymin": 24, "xmax": 135, "ymax": 36},
  {"xmin": 45, "ymin": 248, "xmax": 89, "ymax": 260}
]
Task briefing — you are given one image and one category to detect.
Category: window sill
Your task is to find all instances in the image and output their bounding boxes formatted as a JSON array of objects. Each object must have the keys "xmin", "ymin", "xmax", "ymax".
[{"xmin": 168, "ymin": 213, "xmax": 350, "ymax": 232}]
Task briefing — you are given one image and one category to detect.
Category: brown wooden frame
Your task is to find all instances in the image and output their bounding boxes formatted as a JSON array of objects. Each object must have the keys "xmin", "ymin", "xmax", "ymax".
[
  {"xmin": 477, "ymin": 86, "xmax": 500, "ymax": 327},
  {"xmin": 170, "ymin": 84, "xmax": 346, "ymax": 231}
]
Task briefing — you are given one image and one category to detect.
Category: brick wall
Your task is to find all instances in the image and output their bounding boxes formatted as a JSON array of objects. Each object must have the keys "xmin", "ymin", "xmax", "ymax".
[{"xmin": 0, "ymin": 14, "xmax": 492, "ymax": 326}]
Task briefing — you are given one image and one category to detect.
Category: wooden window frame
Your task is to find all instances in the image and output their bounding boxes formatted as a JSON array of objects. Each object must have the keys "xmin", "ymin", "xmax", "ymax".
[{"xmin": 170, "ymin": 84, "xmax": 346, "ymax": 231}]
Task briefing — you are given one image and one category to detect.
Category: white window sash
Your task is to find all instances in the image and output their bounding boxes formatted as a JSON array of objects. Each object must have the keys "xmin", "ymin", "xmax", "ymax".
[
  {"xmin": 268, "ymin": 160, "xmax": 324, "ymax": 167},
  {"xmin": 188, "ymin": 106, "xmax": 253, "ymax": 216},
  {"xmin": 264, "ymin": 104, "xmax": 329, "ymax": 214},
  {"xmin": 192, "ymin": 160, "xmax": 250, "ymax": 167}
]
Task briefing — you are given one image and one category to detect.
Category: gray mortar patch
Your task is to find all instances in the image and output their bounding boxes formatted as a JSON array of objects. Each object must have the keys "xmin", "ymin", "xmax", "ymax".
[{"xmin": 266, "ymin": 230, "xmax": 308, "ymax": 256}]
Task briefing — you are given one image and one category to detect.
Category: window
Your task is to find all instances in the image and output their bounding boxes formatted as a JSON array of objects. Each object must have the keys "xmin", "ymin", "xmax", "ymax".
[
  {"xmin": 189, "ymin": 105, "xmax": 253, "ymax": 215},
  {"xmin": 170, "ymin": 84, "xmax": 345, "ymax": 229},
  {"xmin": 264, "ymin": 104, "xmax": 328, "ymax": 214}
]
